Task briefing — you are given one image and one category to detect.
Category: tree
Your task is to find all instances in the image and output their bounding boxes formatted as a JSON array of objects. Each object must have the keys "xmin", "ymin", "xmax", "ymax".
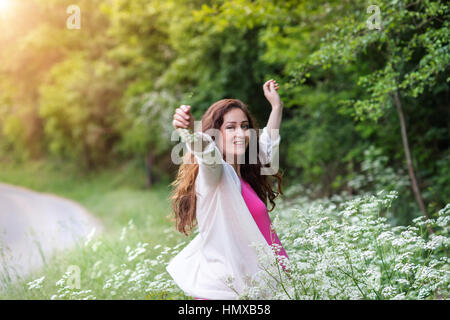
[{"xmin": 290, "ymin": 0, "xmax": 449, "ymax": 232}]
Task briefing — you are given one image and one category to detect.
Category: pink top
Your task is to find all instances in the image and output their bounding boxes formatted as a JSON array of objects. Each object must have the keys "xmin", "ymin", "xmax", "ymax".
[{"xmin": 239, "ymin": 177, "xmax": 289, "ymax": 267}]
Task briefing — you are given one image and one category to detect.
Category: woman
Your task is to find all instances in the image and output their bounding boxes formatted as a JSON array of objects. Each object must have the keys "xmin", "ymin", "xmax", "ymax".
[{"xmin": 167, "ymin": 79, "xmax": 289, "ymax": 300}]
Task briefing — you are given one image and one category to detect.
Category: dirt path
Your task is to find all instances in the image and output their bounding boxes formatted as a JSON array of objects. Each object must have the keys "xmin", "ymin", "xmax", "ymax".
[{"xmin": 0, "ymin": 182, "xmax": 103, "ymax": 289}]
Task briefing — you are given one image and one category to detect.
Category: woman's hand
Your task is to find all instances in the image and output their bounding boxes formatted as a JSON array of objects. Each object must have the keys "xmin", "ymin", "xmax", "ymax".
[
  {"xmin": 172, "ymin": 104, "xmax": 194, "ymax": 131},
  {"xmin": 263, "ymin": 79, "xmax": 283, "ymax": 108}
]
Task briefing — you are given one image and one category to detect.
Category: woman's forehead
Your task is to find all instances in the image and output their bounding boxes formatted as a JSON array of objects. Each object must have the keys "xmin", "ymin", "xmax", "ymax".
[{"xmin": 223, "ymin": 109, "xmax": 248, "ymax": 122}]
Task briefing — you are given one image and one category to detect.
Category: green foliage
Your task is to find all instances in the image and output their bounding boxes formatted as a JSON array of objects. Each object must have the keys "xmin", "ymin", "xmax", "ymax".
[
  {"xmin": 285, "ymin": 0, "xmax": 449, "ymax": 221},
  {"xmin": 291, "ymin": 0, "xmax": 449, "ymax": 122},
  {"xmin": 38, "ymin": 53, "xmax": 123, "ymax": 168}
]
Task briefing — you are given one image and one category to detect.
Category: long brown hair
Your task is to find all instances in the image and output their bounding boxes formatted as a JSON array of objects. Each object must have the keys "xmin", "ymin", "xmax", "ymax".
[{"xmin": 169, "ymin": 99, "xmax": 284, "ymax": 236}]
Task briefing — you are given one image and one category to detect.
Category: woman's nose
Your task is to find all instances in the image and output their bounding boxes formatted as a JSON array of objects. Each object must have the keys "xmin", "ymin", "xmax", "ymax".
[{"xmin": 236, "ymin": 127, "xmax": 246, "ymax": 136}]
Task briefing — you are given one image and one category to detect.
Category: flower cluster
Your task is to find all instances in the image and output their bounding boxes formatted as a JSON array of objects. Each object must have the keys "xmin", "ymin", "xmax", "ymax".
[
  {"xmin": 238, "ymin": 189, "xmax": 449, "ymax": 300},
  {"xmin": 45, "ymin": 220, "xmax": 187, "ymax": 300},
  {"xmin": 26, "ymin": 276, "xmax": 45, "ymax": 290},
  {"xmin": 51, "ymin": 269, "xmax": 95, "ymax": 300}
]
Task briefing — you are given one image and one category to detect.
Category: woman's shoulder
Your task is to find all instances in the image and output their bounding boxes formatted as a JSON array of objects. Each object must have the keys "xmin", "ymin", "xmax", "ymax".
[{"xmin": 195, "ymin": 163, "xmax": 240, "ymax": 198}]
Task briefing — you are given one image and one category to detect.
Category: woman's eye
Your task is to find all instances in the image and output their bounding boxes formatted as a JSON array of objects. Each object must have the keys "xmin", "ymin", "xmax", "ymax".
[{"xmin": 226, "ymin": 125, "xmax": 248, "ymax": 129}]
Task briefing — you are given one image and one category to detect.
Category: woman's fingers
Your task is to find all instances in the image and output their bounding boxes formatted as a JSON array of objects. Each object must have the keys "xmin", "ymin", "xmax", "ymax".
[
  {"xmin": 173, "ymin": 105, "xmax": 192, "ymax": 129},
  {"xmin": 180, "ymin": 105, "xmax": 192, "ymax": 118},
  {"xmin": 176, "ymin": 108, "xmax": 190, "ymax": 120},
  {"xmin": 174, "ymin": 113, "xmax": 190, "ymax": 127},
  {"xmin": 172, "ymin": 118, "xmax": 188, "ymax": 129},
  {"xmin": 178, "ymin": 105, "xmax": 190, "ymax": 116},
  {"xmin": 264, "ymin": 79, "xmax": 279, "ymax": 92}
]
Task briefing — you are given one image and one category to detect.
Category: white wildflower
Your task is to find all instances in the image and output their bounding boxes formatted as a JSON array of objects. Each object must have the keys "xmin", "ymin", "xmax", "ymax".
[
  {"xmin": 119, "ymin": 227, "xmax": 127, "ymax": 241},
  {"xmin": 27, "ymin": 276, "xmax": 45, "ymax": 290},
  {"xmin": 392, "ymin": 292, "xmax": 406, "ymax": 300},
  {"xmin": 423, "ymin": 235, "xmax": 448, "ymax": 251},
  {"xmin": 84, "ymin": 227, "xmax": 96, "ymax": 247}
]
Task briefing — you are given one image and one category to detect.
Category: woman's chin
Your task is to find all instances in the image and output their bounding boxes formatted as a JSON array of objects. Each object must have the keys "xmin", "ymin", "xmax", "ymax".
[{"xmin": 233, "ymin": 148, "xmax": 247, "ymax": 156}]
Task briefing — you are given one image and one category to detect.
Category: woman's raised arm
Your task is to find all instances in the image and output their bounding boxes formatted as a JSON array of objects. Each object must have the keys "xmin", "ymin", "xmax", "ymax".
[
  {"xmin": 258, "ymin": 80, "xmax": 283, "ymax": 174},
  {"xmin": 263, "ymin": 79, "xmax": 283, "ymax": 142}
]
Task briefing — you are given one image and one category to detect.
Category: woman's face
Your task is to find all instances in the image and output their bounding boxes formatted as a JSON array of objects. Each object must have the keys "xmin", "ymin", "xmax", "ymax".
[{"xmin": 216, "ymin": 108, "xmax": 250, "ymax": 163}]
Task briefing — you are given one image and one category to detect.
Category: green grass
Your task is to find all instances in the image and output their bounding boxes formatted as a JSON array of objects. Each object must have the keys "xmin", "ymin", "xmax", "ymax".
[{"xmin": 0, "ymin": 159, "xmax": 193, "ymax": 299}]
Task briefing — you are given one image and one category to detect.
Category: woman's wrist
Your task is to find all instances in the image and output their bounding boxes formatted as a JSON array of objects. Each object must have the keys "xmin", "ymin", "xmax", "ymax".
[{"xmin": 271, "ymin": 102, "xmax": 283, "ymax": 109}]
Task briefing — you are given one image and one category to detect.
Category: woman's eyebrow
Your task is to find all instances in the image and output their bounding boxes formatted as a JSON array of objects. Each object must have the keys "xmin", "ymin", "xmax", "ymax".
[{"xmin": 225, "ymin": 121, "xmax": 249, "ymax": 124}]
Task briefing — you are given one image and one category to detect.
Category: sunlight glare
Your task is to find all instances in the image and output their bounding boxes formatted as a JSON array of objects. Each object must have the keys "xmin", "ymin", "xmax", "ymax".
[
  {"xmin": 0, "ymin": 0, "xmax": 10, "ymax": 11},
  {"xmin": 0, "ymin": 0, "xmax": 12, "ymax": 20}
]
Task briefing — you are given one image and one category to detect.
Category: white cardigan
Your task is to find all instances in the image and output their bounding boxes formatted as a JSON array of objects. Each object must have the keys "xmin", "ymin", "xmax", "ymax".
[{"xmin": 166, "ymin": 127, "xmax": 281, "ymax": 300}]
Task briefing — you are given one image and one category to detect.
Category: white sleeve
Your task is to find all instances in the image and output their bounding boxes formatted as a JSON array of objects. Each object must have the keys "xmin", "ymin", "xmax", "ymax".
[
  {"xmin": 258, "ymin": 126, "xmax": 281, "ymax": 166},
  {"xmin": 185, "ymin": 131, "xmax": 223, "ymax": 194}
]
